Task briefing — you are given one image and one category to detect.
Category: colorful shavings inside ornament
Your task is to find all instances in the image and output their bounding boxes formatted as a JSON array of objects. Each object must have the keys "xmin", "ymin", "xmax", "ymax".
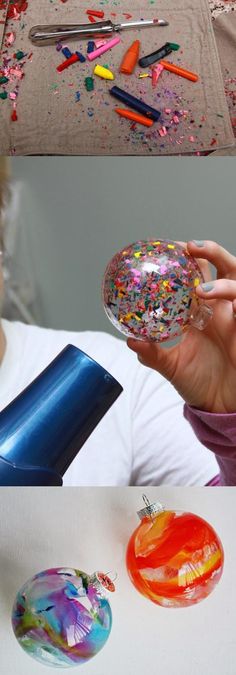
[
  {"xmin": 102, "ymin": 239, "xmax": 210, "ymax": 342},
  {"xmin": 12, "ymin": 567, "xmax": 114, "ymax": 667},
  {"xmin": 126, "ymin": 498, "xmax": 224, "ymax": 608}
]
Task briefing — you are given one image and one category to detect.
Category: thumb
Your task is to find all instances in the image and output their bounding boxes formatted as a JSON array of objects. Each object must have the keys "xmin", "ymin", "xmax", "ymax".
[{"xmin": 127, "ymin": 338, "xmax": 179, "ymax": 383}]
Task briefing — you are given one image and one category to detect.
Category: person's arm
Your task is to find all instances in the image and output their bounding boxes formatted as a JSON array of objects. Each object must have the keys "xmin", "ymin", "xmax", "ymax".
[
  {"xmin": 127, "ymin": 240, "xmax": 236, "ymax": 487},
  {"xmin": 184, "ymin": 404, "xmax": 236, "ymax": 486}
]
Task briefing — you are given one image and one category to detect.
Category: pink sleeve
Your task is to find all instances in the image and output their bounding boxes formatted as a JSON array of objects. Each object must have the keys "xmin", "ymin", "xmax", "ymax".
[
  {"xmin": 183, "ymin": 403, "xmax": 236, "ymax": 486},
  {"xmin": 206, "ymin": 475, "xmax": 221, "ymax": 486}
]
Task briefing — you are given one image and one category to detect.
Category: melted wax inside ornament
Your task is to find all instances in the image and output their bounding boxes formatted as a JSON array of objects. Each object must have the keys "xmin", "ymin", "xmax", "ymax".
[
  {"xmin": 102, "ymin": 240, "xmax": 204, "ymax": 342},
  {"xmin": 12, "ymin": 567, "xmax": 113, "ymax": 668},
  {"xmin": 126, "ymin": 510, "xmax": 224, "ymax": 608}
]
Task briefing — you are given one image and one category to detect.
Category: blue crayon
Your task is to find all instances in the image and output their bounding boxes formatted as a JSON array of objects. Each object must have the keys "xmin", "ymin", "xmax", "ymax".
[
  {"xmin": 76, "ymin": 51, "xmax": 86, "ymax": 63},
  {"xmin": 62, "ymin": 46, "xmax": 72, "ymax": 59},
  {"xmin": 110, "ymin": 86, "xmax": 160, "ymax": 122},
  {"xmin": 87, "ymin": 41, "xmax": 95, "ymax": 54}
]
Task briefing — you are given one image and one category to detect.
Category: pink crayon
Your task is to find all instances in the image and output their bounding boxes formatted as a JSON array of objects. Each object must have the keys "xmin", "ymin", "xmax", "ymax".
[
  {"xmin": 94, "ymin": 39, "xmax": 108, "ymax": 48},
  {"xmin": 152, "ymin": 63, "xmax": 164, "ymax": 88},
  {"xmin": 87, "ymin": 36, "xmax": 121, "ymax": 62}
]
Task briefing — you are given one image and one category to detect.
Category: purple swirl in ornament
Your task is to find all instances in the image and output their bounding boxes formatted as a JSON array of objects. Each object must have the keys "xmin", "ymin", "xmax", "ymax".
[{"xmin": 12, "ymin": 567, "xmax": 113, "ymax": 667}]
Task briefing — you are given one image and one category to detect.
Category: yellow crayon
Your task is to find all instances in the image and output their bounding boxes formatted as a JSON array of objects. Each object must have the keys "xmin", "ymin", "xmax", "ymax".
[{"xmin": 94, "ymin": 65, "xmax": 115, "ymax": 80}]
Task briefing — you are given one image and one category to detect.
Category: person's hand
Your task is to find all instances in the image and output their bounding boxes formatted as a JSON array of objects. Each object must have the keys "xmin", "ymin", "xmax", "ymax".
[{"xmin": 127, "ymin": 240, "xmax": 236, "ymax": 414}]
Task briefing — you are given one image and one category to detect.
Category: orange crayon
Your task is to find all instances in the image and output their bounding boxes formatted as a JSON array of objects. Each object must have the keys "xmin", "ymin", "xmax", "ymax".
[
  {"xmin": 120, "ymin": 40, "xmax": 140, "ymax": 75},
  {"xmin": 115, "ymin": 108, "xmax": 154, "ymax": 127},
  {"xmin": 160, "ymin": 60, "xmax": 199, "ymax": 82}
]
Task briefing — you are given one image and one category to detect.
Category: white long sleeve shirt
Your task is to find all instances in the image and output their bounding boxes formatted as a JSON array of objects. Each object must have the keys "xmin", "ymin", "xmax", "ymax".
[{"xmin": 0, "ymin": 319, "xmax": 218, "ymax": 486}]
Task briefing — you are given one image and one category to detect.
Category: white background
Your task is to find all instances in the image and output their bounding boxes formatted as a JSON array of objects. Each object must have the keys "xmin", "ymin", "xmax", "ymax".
[{"xmin": 0, "ymin": 486, "xmax": 235, "ymax": 674}]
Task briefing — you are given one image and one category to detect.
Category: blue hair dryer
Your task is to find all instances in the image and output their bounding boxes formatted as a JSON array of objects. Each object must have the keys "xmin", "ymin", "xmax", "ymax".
[{"xmin": 0, "ymin": 345, "xmax": 123, "ymax": 486}]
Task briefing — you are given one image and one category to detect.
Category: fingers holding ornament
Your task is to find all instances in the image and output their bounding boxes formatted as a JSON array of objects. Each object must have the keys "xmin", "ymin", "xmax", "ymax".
[
  {"xmin": 196, "ymin": 278, "xmax": 236, "ymax": 303},
  {"xmin": 187, "ymin": 240, "xmax": 236, "ymax": 280}
]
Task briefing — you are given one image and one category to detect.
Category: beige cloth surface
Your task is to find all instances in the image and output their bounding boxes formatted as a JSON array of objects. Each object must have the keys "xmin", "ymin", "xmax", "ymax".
[
  {"xmin": 0, "ymin": 0, "xmax": 234, "ymax": 155},
  {"xmin": 211, "ymin": 12, "xmax": 236, "ymax": 155},
  {"xmin": 213, "ymin": 11, "xmax": 236, "ymax": 151}
]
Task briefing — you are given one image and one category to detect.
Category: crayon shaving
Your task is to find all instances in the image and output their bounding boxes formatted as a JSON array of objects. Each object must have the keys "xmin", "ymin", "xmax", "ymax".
[
  {"xmin": 5, "ymin": 32, "xmax": 16, "ymax": 47},
  {"xmin": 0, "ymin": 2, "xmax": 29, "ymax": 122},
  {"xmin": 7, "ymin": 1, "xmax": 28, "ymax": 20},
  {"xmin": 0, "ymin": 50, "xmax": 28, "ymax": 121},
  {"xmin": 138, "ymin": 73, "xmax": 150, "ymax": 79},
  {"xmin": 152, "ymin": 64, "xmax": 164, "ymax": 88},
  {"xmin": 159, "ymin": 126, "xmax": 167, "ymax": 137}
]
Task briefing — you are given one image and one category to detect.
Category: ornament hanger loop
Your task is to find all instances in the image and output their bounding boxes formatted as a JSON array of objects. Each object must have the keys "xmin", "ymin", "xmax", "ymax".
[
  {"xmin": 142, "ymin": 494, "xmax": 151, "ymax": 509},
  {"xmin": 137, "ymin": 494, "xmax": 165, "ymax": 521}
]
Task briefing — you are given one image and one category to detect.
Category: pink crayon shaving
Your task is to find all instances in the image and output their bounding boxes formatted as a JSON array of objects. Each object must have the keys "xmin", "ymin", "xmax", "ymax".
[
  {"xmin": 87, "ymin": 36, "xmax": 121, "ymax": 62},
  {"xmin": 94, "ymin": 39, "xmax": 108, "ymax": 48},
  {"xmin": 152, "ymin": 63, "xmax": 164, "ymax": 88}
]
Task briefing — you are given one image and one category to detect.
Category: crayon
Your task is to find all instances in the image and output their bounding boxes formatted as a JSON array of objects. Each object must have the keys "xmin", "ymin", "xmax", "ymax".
[
  {"xmin": 86, "ymin": 9, "xmax": 105, "ymax": 18},
  {"xmin": 160, "ymin": 60, "xmax": 199, "ymax": 82},
  {"xmin": 87, "ymin": 41, "xmax": 95, "ymax": 53},
  {"xmin": 109, "ymin": 86, "xmax": 161, "ymax": 121},
  {"xmin": 94, "ymin": 64, "xmax": 114, "ymax": 80},
  {"xmin": 94, "ymin": 39, "xmax": 108, "ymax": 48},
  {"xmin": 120, "ymin": 40, "xmax": 140, "ymax": 75},
  {"xmin": 57, "ymin": 53, "xmax": 79, "ymax": 72},
  {"xmin": 62, "ymin": 46, "xmax": 72, "ymax": 59},
  {"xmin": 115, "ymin": 108, "xmax": 154, "ymax": 127},
  {"xmin": 152, "ymin": 63, "xmax": 164, "ymax": 87},
  {"xmin": 139, "ymin": 43, "xmax": 179, "ymax": 68},
  {"xmin": 85, "ymin": 76, "xmax": 94, "ymax": 91},
  {"xmin": 76, "ymin": 51, "xmax": 86, "ymax": 63},
  {"xmin": 87, "ymin": 36, "xmax": 121, "ymax": 62}
]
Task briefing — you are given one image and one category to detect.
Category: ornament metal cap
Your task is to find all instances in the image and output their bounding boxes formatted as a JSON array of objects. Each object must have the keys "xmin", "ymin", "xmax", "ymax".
[
  {"xmin": 88, "ymin": 571, "xmax": 116, "ymax": 595},
  {"xmin": 137, "ymin": 494, "xmax": 165, "ymax": 521}
]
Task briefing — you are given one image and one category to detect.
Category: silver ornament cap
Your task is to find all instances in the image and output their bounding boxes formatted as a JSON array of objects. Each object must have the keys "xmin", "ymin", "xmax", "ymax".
[{"xmin": 137, "ymin": 494, "xmax": 165, "ymax": 521}]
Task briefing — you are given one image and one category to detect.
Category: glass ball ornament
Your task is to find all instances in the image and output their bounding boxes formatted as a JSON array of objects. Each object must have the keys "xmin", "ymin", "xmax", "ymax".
[
  {"xmin": 12, "ymin": 567, "xmax": 115, "ymax": 668},
  {"xmin": 126, "ymin": 497, "xmax": 224, "ymax": 608},
  {"xmin": 102, "ymin": 239, "xmax": 212, "ymax": 342}
]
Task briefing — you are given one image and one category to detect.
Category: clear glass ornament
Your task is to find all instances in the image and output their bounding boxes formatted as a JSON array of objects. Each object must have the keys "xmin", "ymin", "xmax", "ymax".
[
  {"xmin": 126, "ymin": 496, "xmax": 224, "ymax": 608},
  {"xmin": 102, "ymin": 240, "xmax": 213, "ymax": 342},
  {"xmin": 12, "ymin": 567, "xmax": 115, "ymax": 667}
]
